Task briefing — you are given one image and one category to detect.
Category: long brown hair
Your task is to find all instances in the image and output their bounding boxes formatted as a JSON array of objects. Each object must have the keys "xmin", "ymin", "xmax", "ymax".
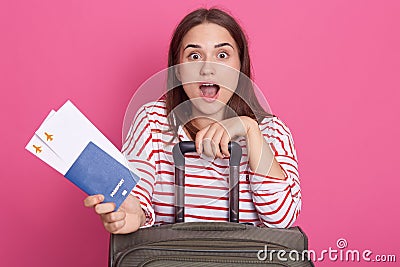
[{"xmin": 165, "ymin": 8, "xmax": 274, "ymax": 141}]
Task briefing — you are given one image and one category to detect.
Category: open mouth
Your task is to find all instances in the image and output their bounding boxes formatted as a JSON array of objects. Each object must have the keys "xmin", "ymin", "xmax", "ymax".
[{"xmin": 199, "ymin": 83, "xmax": 220, "ymax": 100}]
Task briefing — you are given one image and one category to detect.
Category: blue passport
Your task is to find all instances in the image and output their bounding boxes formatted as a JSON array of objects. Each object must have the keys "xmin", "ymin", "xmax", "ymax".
[{"xmin": 65, "ymin": 141, "xmax": 139, "ymax": 210}]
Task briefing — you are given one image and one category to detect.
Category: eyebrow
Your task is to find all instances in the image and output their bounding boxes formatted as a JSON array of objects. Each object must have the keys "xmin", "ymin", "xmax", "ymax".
[{"xmin": 183, "ymin": 42, "xmax": 234, "ymax": 50}]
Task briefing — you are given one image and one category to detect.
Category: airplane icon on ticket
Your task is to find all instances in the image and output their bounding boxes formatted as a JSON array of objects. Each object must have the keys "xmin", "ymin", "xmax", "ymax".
[
  {"xmin": 44, "ymin": 132, "xmax": 53, "ymax": 141},
  {"xmin": 33, "ymin": 145, "xmax": 42, "ymax": 153}
]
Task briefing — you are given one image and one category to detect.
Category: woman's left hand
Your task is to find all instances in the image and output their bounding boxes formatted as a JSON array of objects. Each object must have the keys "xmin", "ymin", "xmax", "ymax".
[{"xmin": 195, "ymin": 116, "xmax": 256, "ymax": 158}]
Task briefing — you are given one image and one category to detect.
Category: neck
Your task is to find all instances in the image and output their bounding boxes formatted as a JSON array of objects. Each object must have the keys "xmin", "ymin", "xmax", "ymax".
[{"xmin": 190, "ymin": 106, "xmax": 225, "ymax": 130}]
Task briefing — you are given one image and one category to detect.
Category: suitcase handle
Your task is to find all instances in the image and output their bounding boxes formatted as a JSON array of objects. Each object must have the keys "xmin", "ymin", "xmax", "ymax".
[{"xmin": 172, "ymin": 141, "xmax": 242, "ymax": 223}]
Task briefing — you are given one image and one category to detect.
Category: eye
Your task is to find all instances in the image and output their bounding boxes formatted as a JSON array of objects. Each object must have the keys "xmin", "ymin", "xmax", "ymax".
[
  {"xmin": 188, "ymin": 53, "xmax": 201, "ymax": 60},
  {"xmin": 217, "ymin": 52, "xmax": 229, "ymax": 59}
]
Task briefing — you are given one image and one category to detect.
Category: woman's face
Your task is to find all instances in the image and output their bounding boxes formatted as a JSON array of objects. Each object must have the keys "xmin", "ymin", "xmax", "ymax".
[{"xmin": 177, "ymin": 22, "xmax": 241, "ymax": 117}]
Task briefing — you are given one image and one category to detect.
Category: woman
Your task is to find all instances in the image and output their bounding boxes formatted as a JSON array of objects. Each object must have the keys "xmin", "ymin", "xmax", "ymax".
[{"xmin": 84, "ymin": 8, "xmax": 301, "ymax": 233}]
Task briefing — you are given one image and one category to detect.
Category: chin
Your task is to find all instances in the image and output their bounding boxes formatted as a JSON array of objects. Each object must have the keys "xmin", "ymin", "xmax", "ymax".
[{"xmin": 190, "ymin": 99, "xmax": 227, "ymax": 118}]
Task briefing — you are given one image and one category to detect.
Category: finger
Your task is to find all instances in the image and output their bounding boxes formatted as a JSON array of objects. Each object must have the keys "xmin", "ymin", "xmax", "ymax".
[
  {"xmin": 202, "ymin": 127, "xmax": 218, "ymax": 158},
  {"xmin": 104, "ymin": 219, "xmax": 126, "ymax": 233},
  {"xmin": 84, "ymin": 194, "xmax": 104, "ymax": 208},
  {"xmin": 211, "ymin": 129, "xmax": 225, "ymax": 159},
  {"xmin": 220, "ymin": 132, "xmax": 231, "ymax": 157},
  {"xmin": 195, "ymin": 125, "xmax": 210, "ymax": 154},
  {"xmin": 94, "ymin": 202, "xmax": 116, "ymax": 215},
  {"xmin": 101, "ymin": 211, "xmax": 126, "ymax": 223}
]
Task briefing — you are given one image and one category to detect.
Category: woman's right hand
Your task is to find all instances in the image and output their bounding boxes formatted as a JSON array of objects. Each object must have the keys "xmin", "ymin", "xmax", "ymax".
[{"xmin": 84, "ymin": 194, "xmax": 146, "ymax": 234}]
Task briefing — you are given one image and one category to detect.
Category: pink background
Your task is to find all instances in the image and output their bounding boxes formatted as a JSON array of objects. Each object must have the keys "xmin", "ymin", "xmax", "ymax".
[{"xmin": 1, "ymin": 0, "xmax": 399, "ymax": 266}]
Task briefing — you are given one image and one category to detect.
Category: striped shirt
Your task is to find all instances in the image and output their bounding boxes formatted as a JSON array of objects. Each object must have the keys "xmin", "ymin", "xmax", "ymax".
[{"xmin": 122, "ymin": 100, "xmax": 301, "ymax": 228}]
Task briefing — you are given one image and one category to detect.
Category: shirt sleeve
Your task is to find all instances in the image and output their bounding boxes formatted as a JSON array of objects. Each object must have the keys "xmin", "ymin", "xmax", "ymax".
[
  {"xmin": 248, "ymin": 116, "xmax": 302, "ymax": 228},
  {"xmin": 122, "ymin": 105, "xmax": 156, "ymax": 228}
]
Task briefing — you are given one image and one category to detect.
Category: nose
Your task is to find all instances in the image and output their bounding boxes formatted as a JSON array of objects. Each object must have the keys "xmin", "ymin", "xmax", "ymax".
[{"xmin": 199, "ymin": 61, "xmax": 216, "ymax": 76}]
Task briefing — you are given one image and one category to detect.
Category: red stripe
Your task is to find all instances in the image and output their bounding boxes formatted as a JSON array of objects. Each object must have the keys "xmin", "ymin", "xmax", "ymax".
[
  {"xmin": 153, "ymin": 138, "xmax": 176, "ymax": 145},
  {"xmin": 136, "ymin": 168, "xmax": 155, "ymax": 180},
  {"xmin": 273, "ymin": 119, "xmax": 291, "ymax": 136},
  {"xmin": 182, "ymin": 154, "xmax": 200, "ymax": 159},
  {"xmin": 186, "ymin": 164, "xmax": 229, "ymax": 176},
  {"xmin": 286, "ymin": 169, "xmax": 299, "ymax": 179},
  {"xmin": 186, "ymin": 204, "xmax": 227, "ymax": 211},
  {"xmin": 263, "ymin": 134, "xmax": 288, "ymax": 156},
  {"xmin": 148, "ymin": 111, "xmax": 167, "ymax": 118},
  {"xmin": 134, "ymin": 184, "xmax": 151, "ymax": 202},
  {"xmin": 286, "ymin": 170, "xmax": 300, "ymax": 188},
  {"xmin": 186, "ymin": 193, "xmax": 228, "ymax": 201},
  {"xmin": 122, "ymin": 108, "xmax": 146, "ymax": 148},
  {"xmin": 153, "ymin": 192, "xmax": 229, "ymax": 201},
  {"xmin": 259, "ymin": 119, "xmax": 272, "ymax": 127},
  {"xmin": 185, "ymin": 184, "xmax": 228, "ymax": 190},
  {"xmin": 250, "ymin": 179, "xmax": 283, "ymax": 185},
  {"xmin": 123, "ymin": 112, "xmax": 147, "ymax": 153},
  {"xmin": 153, "ymin": 149, "xmax": 172, "ymax": 156},
  {"xmin": 140, "ymin": 200, "xmax": 155, "ymax": 225},
  {"xmin": 136, "ymin": 134, "xmax": 152, "ymax": 157},
  {"xmin": 126, "ymin": 122, "xmax": 150, "ymax": 155},
  {"xmin": 187, "ymin": 157, "xmax": 248, "ymax": 169},
  {"xmin": 185, "ymin": 173, "xmax": 227, "ymax": 181},
  {"xmin": 263, "ymin": 200, "xmax": 294, "ymax": 225},
  {"xmin": 128, "ymin": 159, "xmax": 156, "ymax": 171},
  {"xmin": 253, "ymin": 198, "xmax": 279, "ymax": 206},
  {"xmin": 149, "ymin": 119, "xmax": 170, "ymax": 126},
  {"xmin": 284, "ymin": 209, "xmax": 297, "ymax": 228},
  {"xmin": 239, "ymin": 208, "xmax": 258, "ymax": 213},
  {"xmin": 287, "ymin": 136, "xmax": 295, "ymax": 156},
  {"xmin": 291, "ymin": 190, "xmax": 300, "ymax": 198},
  {"xmin": 155, "ymin": 181, "xmax": 173, "ymax": 185},
  {"xmin": 157, "ymin": 170, "xmax": 174, "ymax": 176},
  {"xmin": 260, "ymin": 125, "xmax": 284, "ymax": 136},
  {"xmin": 153, "ymin": 191, "xmax": 174, "ymax": 196},
  {"xmin": 269, "ymin": 141, "xmax": 278, "ymax": 156},
  {"xmin": 138, "ymin": 174, "xmax": 155, "ymax": 192},
  {"xmin": 123, "ymin": 123, "xmax": 134, "ymax": 144},
  {"xmin": 152, "ymin": 201, "xmax": 174, "ymax": 207},
  {"xmin": 252, "ymin": 188, "xmax": 288, "ymax": 197},
  {"xmin": 275, "ymin": 154, "xmax": 297, "ymax": 162},
  {"xmin": 147, "ymin": 150, "xmax": 154, "ymax": 161},
  {"xmin": 155, "ymin": 159, "xmax": 174, "ymax": 166},
  {"xmin": 133, "ymin": 189, "xmax": 151, "ymax": 206},
  {"xmin": 139, "ymin": 200, "xmax": 148, "ymax": 208},
  {"xmin": 259, "ymin": 189, "xmax": 291, "ymax": 216},
  {"xmin": 239, "ymin": 198, "xmax": 253, "ymax": 202}
]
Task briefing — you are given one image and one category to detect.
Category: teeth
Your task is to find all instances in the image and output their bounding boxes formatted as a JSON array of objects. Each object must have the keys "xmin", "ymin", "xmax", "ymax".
[{"xmin": 202, "ymin": 83, "xmax": 216, "ymax": 86}]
